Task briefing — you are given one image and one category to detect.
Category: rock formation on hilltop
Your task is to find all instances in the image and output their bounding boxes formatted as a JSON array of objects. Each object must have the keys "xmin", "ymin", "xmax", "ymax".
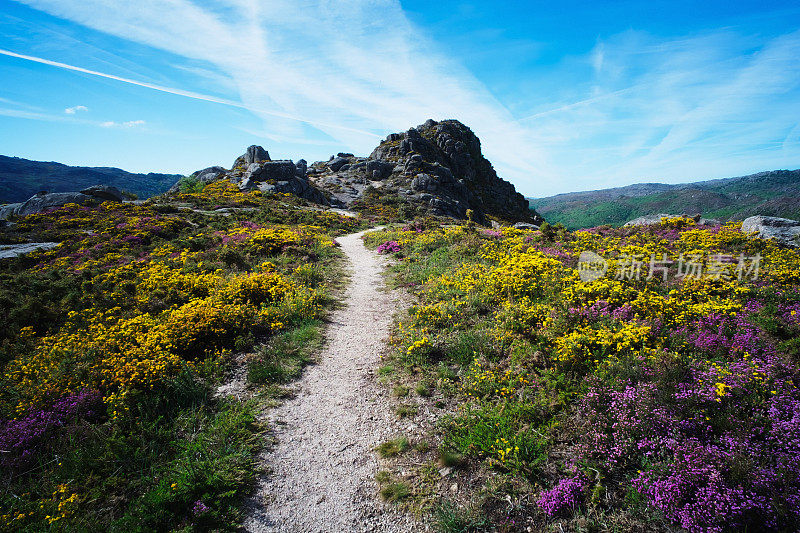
[
  {"xmin": 308, "ymin": 119, "xmax": 539, "ymax": 223},
  {"xmin": 178, "ymin": 120, "xmax": 540, "ymax": 224}
]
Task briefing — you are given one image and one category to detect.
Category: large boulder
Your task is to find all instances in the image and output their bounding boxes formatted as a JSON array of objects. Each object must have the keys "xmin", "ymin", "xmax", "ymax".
[
  {"xmin": 0, "ymin": 203, "xmax": 22, "ymax": 220},
  {"xmin": 514, "ymin": 222, "xmax": 540, "ymax": 230},
  {"xmin": 366, "ymin": 159, "xmax": 393, "ymax": 180},
  {"xmin": 80, "ymin": 185, "xmax": 123, "ymax": 202},
  {"xmin": 296, "ymin": 159, "xmax": 307, "ymax": 177},
  {"xmin": 232, "ymin": 145, "xmax": 270, "ymax": 168},
  {"xmin": 16, "ymin": 192, "xmax": 92, "ymax": 217},
  {"xmin": 624, "ymin": 214, "xmax": 676, "ymax": 226},
  {"xmin": 255, "ymin": 177, "xmax": 329, "ymax": 205},
  {"xmin": 235, "ymin": 159, "xmax": 330, "ymax": 205},
  {"xmin": 240, "ymin": 161, "xmax": 300, "ymax": 185},
  {"xmin": 741, "ymin": 216, "xmax": 800, "ymax": 247},
  {"xmin": 194, "ymin": 166, "xmax": 227, "ymax": 183},
  {"xmin": 363, "ymin": 119, "xmax": 538, "ymax": 223},
  {"xmin": 327, "ymin": 156, "xmax": 349, "ymax": 172}
]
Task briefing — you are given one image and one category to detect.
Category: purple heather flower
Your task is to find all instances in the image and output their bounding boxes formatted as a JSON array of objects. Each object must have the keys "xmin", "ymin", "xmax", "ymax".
[
  {"xmin": 376, "ymin": 240, "xmax": 401, "ymax": 254},
  {"xmin": 537, "ymin": 474, "xmax": 587, "ymax": 517}
]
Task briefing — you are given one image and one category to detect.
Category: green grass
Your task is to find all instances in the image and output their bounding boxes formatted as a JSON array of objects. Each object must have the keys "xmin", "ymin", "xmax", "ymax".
[
  {"xmin": 395, "ymin": 403, "xmax": 418, "ymax": 418},
  {"xmin": 438, "ymin": 449, "xmax": 464, "ymax": 469},
  {"xmin": 376, "ymin": 436, "xmax": 411, "ymax": 458},
  {"xmin": 113, "ymin": 397, "xmax": 262, "ymax": 531},
  {"xmin": 247, "ymin": 321, "xmax": 323, "ymax": 385},
  {"xmin": 433, "ymin": 502, "xmax": 488, "ymax": 533},
  {"xmin": 415, "ymin": 381, "xmax": 432, "ymax": 397},
  {"xmin": 393, "ymin": 384, "xmax": 410, "ymax": 397},
  {"xmin": 414, "ymin": 441, "xmax": 430, "ymax": 453},
  {"xmin": 379, "ymin": 482, "xmax": 410, "ymax": 503},
  {"xmin": 1, "ymin": 372, "xmax": 262, "ymax": 532}
]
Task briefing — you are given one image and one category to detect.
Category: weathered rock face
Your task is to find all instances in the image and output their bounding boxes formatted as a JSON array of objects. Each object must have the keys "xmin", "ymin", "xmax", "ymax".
[
  {"xmin": 0, "ymin": 202, "xmax": 22, "ymax": 220},
  {"xmin": 233, "ymin": 145, "xmax": 270, "ymax": 168},
  {"xmin": 80, "ymin": 185, "xmax": 124, "ymax": 202},
  {"xmin": 16, "ymin": 192, "xmax": 93, "ymax": 217},
  {"xmin": 624, "ymin": 214, "xmax": 722, "ymax": 226},
  {"xmin": 194, "ymin": 166, "xmax": 227, "ymax": 183},
  {"xmin": 177, "ymin": 146, "xmax": 331, "ymax": 206},
  {"xmin": 170, "ymin": 122, "xmax": 541, "ymax": 223},
  {"xmin": 304, "ymin": 119, "xmax": 539, "ymax": 223},
  {"xmin": 741, "ymin": 216, "xmax": 800, "ymax": 247},
  {"xmin": 1, "ymin": 184, "xmax": 126, "ymax": 220}
]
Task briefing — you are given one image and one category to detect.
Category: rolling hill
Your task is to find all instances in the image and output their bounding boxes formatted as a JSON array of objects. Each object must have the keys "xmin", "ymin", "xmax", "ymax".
[
  {"xmin": 0, "ymin": 155, "xmax": 183, "ymax": 203},
  {"xmin": 529, "ymin": 169, "xmax": 800, "ymax": 229}
]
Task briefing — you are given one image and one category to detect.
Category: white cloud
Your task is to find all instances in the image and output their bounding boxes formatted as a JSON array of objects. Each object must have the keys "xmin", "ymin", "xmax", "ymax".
[
  {"xmin": 11, "ymin": 0, "xmax": 554, "ymax": 190},
  {"xmin": 64, "ymin": 104, "xmax": 87, "ymax": 114},
  {"xmin": 520, "ymin": 29, "xmax": 800, "ymax": 193},
  {"xmin": 100, "ymin": 119, "xmax": 145, "ymax": 128},
  {"xmin": 7, "ymin": 1, "xmax": 800, "ymax": 195}
]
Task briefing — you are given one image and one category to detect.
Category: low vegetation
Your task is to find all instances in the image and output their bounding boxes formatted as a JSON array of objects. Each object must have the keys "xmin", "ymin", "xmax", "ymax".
[
  {"xmin": 0, "ymin": 182, "xmax": 363, "ymax": 530},
  {"xmin": 365, "ymin": 216, "xmax": 800, "ymax": 532}
]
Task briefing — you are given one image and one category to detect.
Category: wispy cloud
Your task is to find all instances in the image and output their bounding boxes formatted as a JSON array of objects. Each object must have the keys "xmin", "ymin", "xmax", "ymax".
[
  {"xmin": 9, "ymin": 0, "xmax": 553, "ymax": 187},
  {"xmin": 64, "ymin": 104, "xmax": 87, "ymax": 114},
  {"xmin": 5, "ymin": 1, "xmax": 800, "ymax": 195},
  {"xmin": 521, "ymin": 29, "xmax": 800, "ymax": 193},
  {"xmin": 0, "ymin": 105, "xmax": 147, "ymax": 131},
  {"xmin": 100, "ymin": 119, "xmax": 145, "ymax": 128},
  {"xmin": 0, "ymin": 47, "xmax": 382, "ymax": 139}
]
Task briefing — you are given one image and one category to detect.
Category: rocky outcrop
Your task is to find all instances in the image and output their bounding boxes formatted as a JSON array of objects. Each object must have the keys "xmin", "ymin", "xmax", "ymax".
[
  {"xmin": 176, "ymin": 146, "xmax": 331, "ymax": 206},
  {"xmin": 194, "ymin": 166, "xmax": 227, "ymax": 184},
  {"xmin": 0, "ymin": 242, "xmax": 61, "ymax": 259},
  {"xmin": 741, "ymin": 216, "xmax": 800, "ymax": 247},
  {"xmin": 233, "ymin": 145, "xmax": 270, "ymax": 168},
  {"xmin": 624, "ymin": 214, "xmax": 721, "ymax": 226},
  {"xmin": 0, "ymin": 202, "xmax": 22, "ymax": 220},
  {"xmin": 1, "ymin": 184, "xmax": 128, "ymax": 220},
  {"xmin": 16, "ymin": 192, "xmax": 93, "ymax": 217},
  {"xmin": 170, "ymin": 121, "xmax": 540, "ymax": 223},
  {"xmin": 80, "ymin": 185, "xmax": 124, "ymax": 202},
  {"xmin": 305, "ymin": 119, "xmax": 539, "ymax": 223}
]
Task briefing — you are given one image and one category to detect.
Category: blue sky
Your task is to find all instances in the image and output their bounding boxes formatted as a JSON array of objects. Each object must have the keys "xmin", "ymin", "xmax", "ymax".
[{"xmin": 0, "ymin": 0, "xmax": 798, "ymax": 196}]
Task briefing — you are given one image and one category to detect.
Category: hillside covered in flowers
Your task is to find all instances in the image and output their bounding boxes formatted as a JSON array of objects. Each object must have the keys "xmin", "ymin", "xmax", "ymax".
[
  {"xmin": 365, "ymin": 217, "xmax": 800, "ymax": 533},
  {"xmin": 2, "ymin": 172, "xmax": 800, "ymax": 533},
  {"xmin": 0, "ymin": 182, "xmax": 364, "ymax": 530}
]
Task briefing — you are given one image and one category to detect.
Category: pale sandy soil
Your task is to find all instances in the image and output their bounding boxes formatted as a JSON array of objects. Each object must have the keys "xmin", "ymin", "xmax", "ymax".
[{"xmin": 243, "ymin": 229, "xmax": 420, "ymax": 533}]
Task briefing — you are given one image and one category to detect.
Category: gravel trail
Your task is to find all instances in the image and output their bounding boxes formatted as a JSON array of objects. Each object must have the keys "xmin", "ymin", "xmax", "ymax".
[{"xmin": 244, "ymin": 229, "xmax": 418, "ymax": 533}]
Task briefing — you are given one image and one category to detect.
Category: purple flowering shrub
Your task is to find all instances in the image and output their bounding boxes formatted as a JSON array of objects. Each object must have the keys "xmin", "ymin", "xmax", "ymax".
[
  {"xmin": 537, "ymin": 474, "xmax": 588, "ymax": 516},
  {"xmin": 0, "ymin": 390, "xmax": 105, "ymax": 473},
  {"xmin": 571, "ymin": 309, "xmax": 800, "ymax": 532},
  {"xmin": 376, "ymin": 240, "xmax": 402, "ymax": 254}
]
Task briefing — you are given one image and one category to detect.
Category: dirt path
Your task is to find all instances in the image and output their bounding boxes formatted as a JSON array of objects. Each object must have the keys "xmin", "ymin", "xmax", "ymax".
[{"xmin": 243, "ymin": 229, "xmax": 419, "ymax": 533}]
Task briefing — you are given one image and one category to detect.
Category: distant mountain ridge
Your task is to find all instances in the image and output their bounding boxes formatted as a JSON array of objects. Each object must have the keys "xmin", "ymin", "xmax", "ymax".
[
  {"xmin": 0, "ymin": 155, "xmax": 182, "ymax": 203},
  {"xmin": 530, "ymin": 169, "xmax": 800, "ymax": 229}
]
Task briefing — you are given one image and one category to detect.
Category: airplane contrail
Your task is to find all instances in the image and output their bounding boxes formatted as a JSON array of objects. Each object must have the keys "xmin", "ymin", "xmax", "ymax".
[{"xmin": 0, "ymin": 48, "xmax": 380, "ymax": 138}]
